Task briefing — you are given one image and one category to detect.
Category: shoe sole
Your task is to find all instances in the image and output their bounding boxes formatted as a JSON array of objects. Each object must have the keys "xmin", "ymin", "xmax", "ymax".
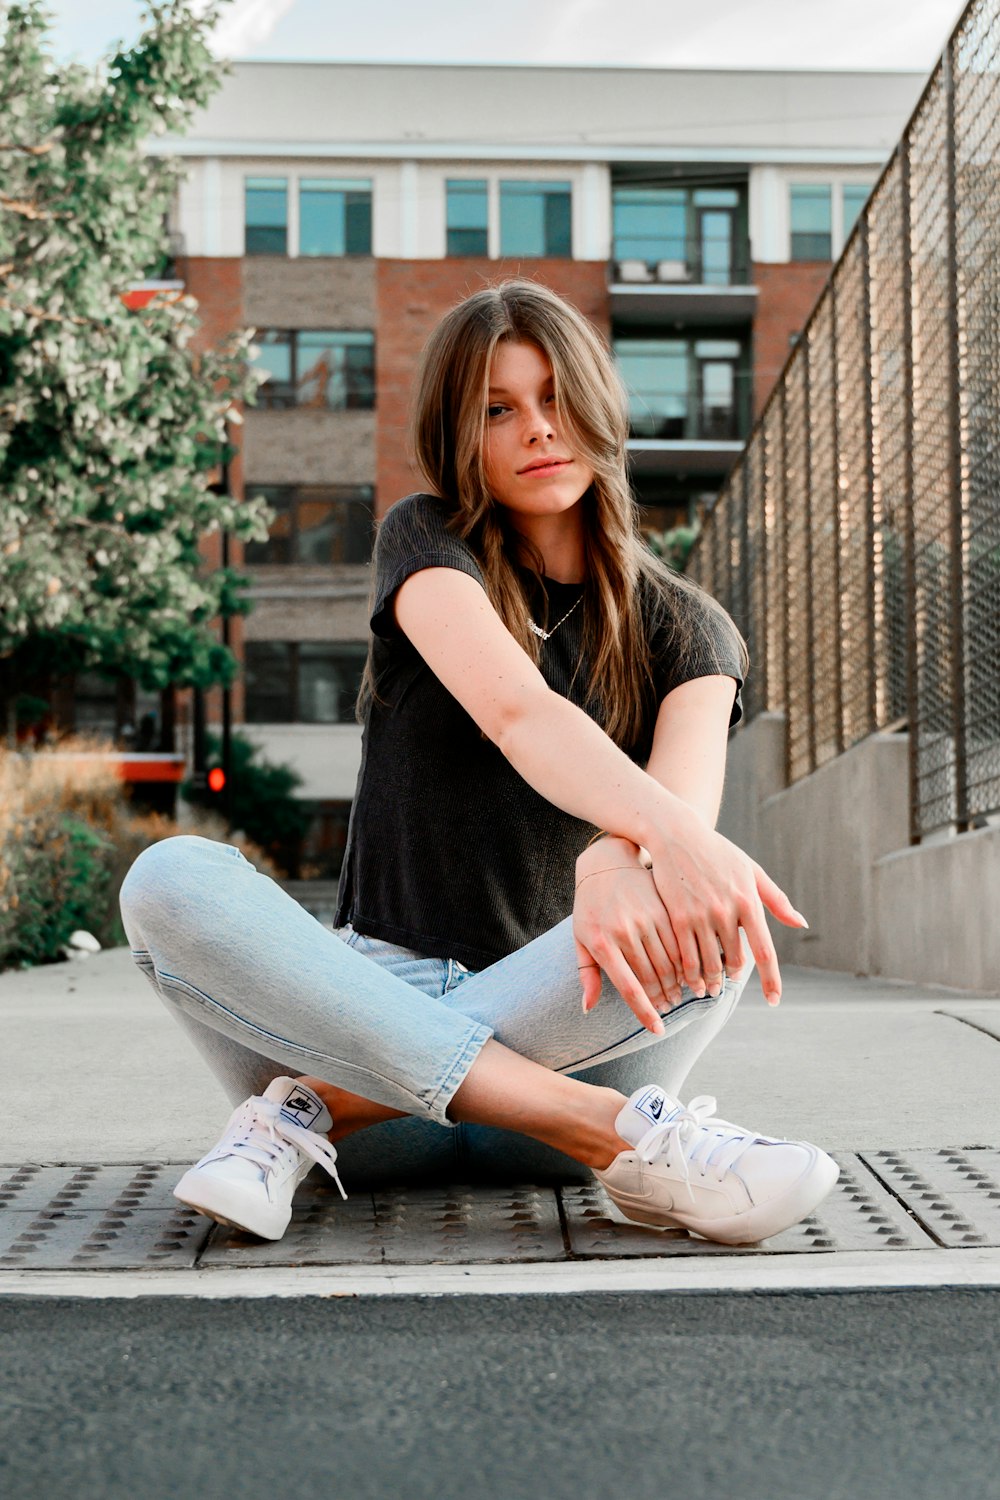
[
  {"xmin": 172, "ymin": 1171, "xmax": 292, "ymax": 1242},
  {"xmin": 603, "ymin": 1150, "xmax": 840, "ymax": 1245}
]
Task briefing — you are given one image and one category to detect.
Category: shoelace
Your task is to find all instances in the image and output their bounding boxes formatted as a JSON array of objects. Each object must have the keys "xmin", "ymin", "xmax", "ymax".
[
  {"xmin": 634, "ymin": 1094, "xmax": 764, "ymax": 1205},
  {"xmin": 215, "ymin": 1097, "xmax": 348, "ymax": 1200}
]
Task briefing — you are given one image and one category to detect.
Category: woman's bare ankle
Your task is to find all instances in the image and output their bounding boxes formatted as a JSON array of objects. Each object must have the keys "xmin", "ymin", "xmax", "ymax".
[
  {"xmin": 296, "ymin": 1075, "xmax": 405, "ymax": 1143},
  {"xmin": 554, "ymin": 1086, "xmax": 633, "ymax": 1171}
]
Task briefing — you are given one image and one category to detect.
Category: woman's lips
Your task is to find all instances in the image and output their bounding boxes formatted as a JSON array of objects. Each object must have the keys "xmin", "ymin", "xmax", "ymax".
[{"xmin": 519, "ymin": 459, "xmax": 571, "ymax": 477}]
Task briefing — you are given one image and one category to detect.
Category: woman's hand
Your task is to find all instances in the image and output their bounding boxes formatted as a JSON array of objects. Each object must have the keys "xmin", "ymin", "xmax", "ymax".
[
  {"xmin": 574, "ymin": 823, "xmax": 806, "ymax": 1032},
  {"xmin": 641, "ymin": 803, "xmax": 806, "ymax": 1009},
  {"xmin": 573, "ymin": 836, "xmax": 687, "ymax": 1035}
]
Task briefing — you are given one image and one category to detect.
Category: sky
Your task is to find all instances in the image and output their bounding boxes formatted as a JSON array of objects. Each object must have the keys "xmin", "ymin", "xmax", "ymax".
[{"xmin": 44, "ymin": 0, "xmax": 967, "ymax": 72}]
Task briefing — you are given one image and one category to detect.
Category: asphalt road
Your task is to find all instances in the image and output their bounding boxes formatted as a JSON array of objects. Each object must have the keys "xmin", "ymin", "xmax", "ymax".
[{"xmin": 2, "ymin": 1289, "xmax": 999, "ymax": 1500}]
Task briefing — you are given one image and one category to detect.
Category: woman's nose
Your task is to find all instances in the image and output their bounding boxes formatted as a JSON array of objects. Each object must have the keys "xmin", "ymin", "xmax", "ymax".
[{"xmin": 524, "ymin": 403, "xmax": 555, "ymax": 443}]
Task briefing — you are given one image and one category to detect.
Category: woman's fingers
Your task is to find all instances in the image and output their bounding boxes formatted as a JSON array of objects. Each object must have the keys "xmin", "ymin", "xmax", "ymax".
[
  {"xmin": 639, "ymin": 925, "xmax": 684, "ymax": 1008},
  {"xmin": 738, "ymin": 895, "xmax": 782, "ymax": 1005},
  {"xmin": 751, "ymin": 860, "xmax": 808, "ymax": 930},
  {"xmin": 586, "ymin": 938, "xmax": 667, "ymax": 1034},
  {"xmin": 575, "ymin": 936, "xmax": 604, "ymax": 1014}
]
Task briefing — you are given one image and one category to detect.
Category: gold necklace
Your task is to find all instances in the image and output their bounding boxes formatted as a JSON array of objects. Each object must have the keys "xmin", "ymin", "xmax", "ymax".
[{"xmin": 528, "ymin": 592, "xmax": 583, "ymax": 641}]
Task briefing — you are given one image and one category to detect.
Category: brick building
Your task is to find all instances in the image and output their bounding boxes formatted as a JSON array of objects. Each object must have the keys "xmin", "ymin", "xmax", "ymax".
[{"xmin": 139, "ymin": 61, "xmax": 926, "ymax": 869}]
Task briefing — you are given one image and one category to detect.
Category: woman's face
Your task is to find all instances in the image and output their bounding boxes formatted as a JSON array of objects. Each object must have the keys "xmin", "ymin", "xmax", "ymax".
[{"xmin": 482, "ymin": 340, "xmax": 594, "ymax": 523}]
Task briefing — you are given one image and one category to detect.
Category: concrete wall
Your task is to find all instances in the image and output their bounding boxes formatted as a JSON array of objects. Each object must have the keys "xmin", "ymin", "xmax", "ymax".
[
  {"xmin": 242, "ymin": 409, "xmax": 374, "ymax": 485},
  {"xmin": 719, "ymin": 713, "xmax": 1000, "ymax": 992},
  {"xmin": 243, "ymin": 256, "xmax": 376, "ymax": 328}
]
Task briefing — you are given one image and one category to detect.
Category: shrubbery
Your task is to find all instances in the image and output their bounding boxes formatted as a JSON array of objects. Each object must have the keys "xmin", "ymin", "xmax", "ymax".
[{"xmin": 0, "ymin": 741, "xmax": 278, "ymax": 971}]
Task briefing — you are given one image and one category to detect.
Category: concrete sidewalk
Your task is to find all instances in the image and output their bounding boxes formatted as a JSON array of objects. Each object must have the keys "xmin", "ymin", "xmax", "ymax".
[{"xmin": 3, "ymin": 947, "xmax": 1000, "ymax": 1293}]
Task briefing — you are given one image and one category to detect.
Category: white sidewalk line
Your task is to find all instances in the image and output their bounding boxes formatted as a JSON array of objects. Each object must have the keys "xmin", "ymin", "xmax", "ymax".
[{"xmin": 2, "ymin": 1247, "xmax": 1000, "ymax": 1299}]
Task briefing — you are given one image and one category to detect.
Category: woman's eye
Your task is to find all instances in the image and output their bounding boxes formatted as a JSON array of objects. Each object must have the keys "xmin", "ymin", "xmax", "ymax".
[{"xmin": 487, "ymin": 404, "xmax": 507, "ymax": 419}]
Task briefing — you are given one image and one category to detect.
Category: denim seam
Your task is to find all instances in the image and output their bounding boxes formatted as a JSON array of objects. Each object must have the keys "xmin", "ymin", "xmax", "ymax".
[
  {"xmin": 423, "ymin": 1019, "xmax": 494, "ymax": 1119},
  {"xmin": 556, "ymin": 993, "xmax": 722, "ymax": 1073},
  {"xmin": 155, "ymin": 968, "xmax": 447, "ymax": 1122}
]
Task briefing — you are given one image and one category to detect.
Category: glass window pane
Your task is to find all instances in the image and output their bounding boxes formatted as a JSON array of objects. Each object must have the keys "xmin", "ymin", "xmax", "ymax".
[
  {"xmin": 694, "ymin": 339, "xmax": 742, "ymax": 358},
  {"xmin": 244, "ymin": 486, "xmax": 293, "ymax": 565},
  {"xmin": 245, "ymin": 643, "xmax": 294, "ymax": 722},
  {"xmin": 614, "ymin": 339, "xmax": 689, "ymax": 438},
  {"xmin": 300, "ymin": 184, "xmax": 344, "ymax": 257},
  {"xmin": 699, "ymin": 210, "xmax": 733, "ymax": 285},
  {"xmin": 790, "ymin": 184, "xmax": 832, "ymax": 260},
  {"xmin": 446, "ymin": 180, "xmax": 488, "ymax": 257},
  {"xmin": 344, "ymin": 193, "xmax": 372, "ymax": 254},
  {"xmin": 447, "ymin": 226, "xmax": 488, "ymax": 255},
  {"xmin": 298, "ymin": 644, "xmax": 367, "ymax": 724},
  {"xmin": 500, "ymin": 181, "xmax": 571, "ymax": 257},
  {"xmin": 252, "ymin": 332, "xmax": 294, "ymax": 408},
  {"xmin": 295, "ymin": 496, "xmax": 337, "ymax": 565},
  {"xmin": 693, "ymin": 188, "xmax": 739, "ymax": 207},
  {"xmin": 299, "ymin": 179, "xmax": 372, "ymax": 256},
  {"xmin": 612, "ymin": 187, "xmax": 686, "ymax": 265},
  {"xmin": 295, "ymin": 331, "xmax": 375, "ymax": 410},
  {"xmin": 843, "ymin": 183, "xmax": 871, "ymax": 238},
  {"xmin": 245, "ymin": 177, "xmax": 287, "ymax": 256}
]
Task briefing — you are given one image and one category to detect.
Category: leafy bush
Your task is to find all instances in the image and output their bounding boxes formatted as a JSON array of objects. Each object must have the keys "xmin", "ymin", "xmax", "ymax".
[
  {"xmin": 646, "ymin": 523, "xmax": 701, "ymax": 574},
  {"xmin": 0, "ymin": 740, "xmax": 279, "ymax": 971},
  {"xmin": 181, "ymin": 732, "xmax": 310, "ymax": 876}
]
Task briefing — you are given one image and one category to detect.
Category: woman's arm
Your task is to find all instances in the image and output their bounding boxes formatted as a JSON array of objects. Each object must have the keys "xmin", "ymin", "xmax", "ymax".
[
  {"xmin": 573, "ymin": 676, "xmax": 750, "ymax": 1026},
  {"xmin": 393, "ymin": 567, "xmax": 803, "ymax": 1018}
]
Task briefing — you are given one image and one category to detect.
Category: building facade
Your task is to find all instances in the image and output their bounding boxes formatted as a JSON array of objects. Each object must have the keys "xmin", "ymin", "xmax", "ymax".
[{"xmin": 148, "ymin": 61, "xmax": 926, "ymax": 871}]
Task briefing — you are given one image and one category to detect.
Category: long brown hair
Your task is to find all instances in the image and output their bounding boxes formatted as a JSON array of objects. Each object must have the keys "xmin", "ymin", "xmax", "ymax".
[{"xmin": 364, "ymin": 279, "xmax": 747, "ymax": 748}]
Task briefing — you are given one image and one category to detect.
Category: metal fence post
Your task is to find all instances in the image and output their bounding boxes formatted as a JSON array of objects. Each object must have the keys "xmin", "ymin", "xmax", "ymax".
[
  {"xmin": 802, "ymin": 351, "xmax": 817, "ymax": 772},
  {"xmin": 829, "ymin": 283, "xmax": 845, "ymax": 755},
  {"xmin": 944, "ymin": 35, "xmax": 970, "ymax": 831},
  {"xmin": 900, "ymin": 131, "xmax": 921, "ymax": 845},
  {"xmin": 859, "ymin": 213, "xmax": 879, "ymax": 734}
]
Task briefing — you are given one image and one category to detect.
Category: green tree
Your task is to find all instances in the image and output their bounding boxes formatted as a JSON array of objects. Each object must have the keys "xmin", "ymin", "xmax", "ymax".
[
  {"xmin": 646, "ymin": 522, "xmax": 700, "ymax": 574},
  {"xmin": 0, "ymin": 1, "xmax": 270, "ymax": 742}
]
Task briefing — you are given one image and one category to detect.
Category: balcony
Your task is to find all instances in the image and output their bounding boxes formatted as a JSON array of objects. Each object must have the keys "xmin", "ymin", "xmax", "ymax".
[
  {"xmin": 611, "ymin": 183, "xmax": 755, "ymax": 324},
  {"xmin": 610, "ymin": 249, "xmax": 756, "ymax": 326},
  {"xmin": 617, "ymin": 338, "xmax": 750, "ymax": 476},
  {"xmin": 627, "ymin": 436, "xmax": 745, "ymax": 477}
]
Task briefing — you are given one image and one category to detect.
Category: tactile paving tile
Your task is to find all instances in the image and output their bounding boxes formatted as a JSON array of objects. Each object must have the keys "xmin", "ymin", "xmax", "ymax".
[
  {"xmin": 199, "ymin": 1190, "xmax": 384, "ymax": 1266},
  {"xmin": 0, "ymin": 1163, "xmax": 211, "ymax": 1268},
  {"xmin": 560, "ymin": 1154, "xmax": 936, "ymax": 1257},
  {"xmin": 860, "ymin": 1149, "xmax": 1000, "ymax": 1247},
  {"xmin": 202, "ymin": 1182, "xmax": 566, "ymax": 1265},
  {"xmin": 373, "ymin": 1184, "xmax": 564, "ymax": 1263},
  {"xmin": 0, "ymin": 1163, "xmax": 182, "ymax": 1215}
]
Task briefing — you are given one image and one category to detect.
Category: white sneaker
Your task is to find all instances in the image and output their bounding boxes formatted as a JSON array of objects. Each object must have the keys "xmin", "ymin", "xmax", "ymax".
[
  {"xmin": 594, "ymin": 1085, "xmax": 839, "ymax": 1245},
  {"xmin": 173, "ymin": 1076, "xmax": 347, "ymax": 1241}
]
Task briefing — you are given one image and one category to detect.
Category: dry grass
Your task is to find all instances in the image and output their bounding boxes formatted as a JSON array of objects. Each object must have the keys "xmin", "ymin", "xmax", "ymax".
[{"xmin": 0, "ymin": 737, "xmax": 279, "ymax": 970}]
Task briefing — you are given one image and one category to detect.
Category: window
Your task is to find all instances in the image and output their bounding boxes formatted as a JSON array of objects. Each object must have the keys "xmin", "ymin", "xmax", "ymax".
[
  {"xmin": 500, "ymin": 181, "xmax": 572, "ymax": 257},
  {"xmin": 245, "ymin": 177, "xmax": 288, "ymax": 255},
  {"xmin": 244, "ymin": 485, "xmax": 375, "ymax": 566},
  {"xmin": 299, "ymin": 179, "xmax": 372, "ymax": 256},
  {"xmin": 790, "ymin": 184, "xmax": 832, "ymax": 260},
  {"xmin": 446, "ymin": 179, "xmax": 488, "ymax": 256},
  {"xmin": 614, "ymin": 336, "xmax": 745, "ymax": 441},
  {"xmin": 616, "ymin": 339, "xmax": 689, "ymax": 439},
  {"xmin": 244, "ymin": 642, "xmax": 368, "ymax": 724},
  {"xmin": 613, "ymin": 187, "xmax": 687, "ymax": 268},
  {"xmin": 612, "ymin": 184, "xmax": 744, "ymax": 284},
  {"xmin": 842, "ymin": 183, "xmax": 871, "ymax": 241},
  {"xmin": 252, "ymin": 330, "xmax": 375, "ymax": 410}
]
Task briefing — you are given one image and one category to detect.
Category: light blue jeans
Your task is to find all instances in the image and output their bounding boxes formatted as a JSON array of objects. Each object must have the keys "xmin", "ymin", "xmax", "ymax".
[{"xmin": 119, "ymin": 834, "xmax": 750, "ymax": 1187}]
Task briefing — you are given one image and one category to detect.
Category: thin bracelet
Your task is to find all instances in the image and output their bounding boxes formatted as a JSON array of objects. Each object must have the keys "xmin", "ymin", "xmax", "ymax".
[{"xmin": 575, "ymin": 870, "xmax": 653, "ymax": 888}]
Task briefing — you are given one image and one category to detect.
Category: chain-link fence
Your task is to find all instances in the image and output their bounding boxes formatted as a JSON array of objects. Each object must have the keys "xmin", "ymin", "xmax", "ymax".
[{"xmin": 689, "ymin": 0, "xmax": 1000, "ymax": 842}]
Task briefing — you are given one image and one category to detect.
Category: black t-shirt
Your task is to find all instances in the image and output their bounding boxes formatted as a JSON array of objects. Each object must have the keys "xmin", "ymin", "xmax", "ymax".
[{"xmin": 334, "ymin": 492, "xmax": 744, "ymax": 970}]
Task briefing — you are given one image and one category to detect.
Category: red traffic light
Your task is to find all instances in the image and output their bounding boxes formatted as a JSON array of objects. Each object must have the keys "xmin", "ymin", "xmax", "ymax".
[{"xmin": 207, "ymin": 767, "xmax": 226, "ymax": 794}]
